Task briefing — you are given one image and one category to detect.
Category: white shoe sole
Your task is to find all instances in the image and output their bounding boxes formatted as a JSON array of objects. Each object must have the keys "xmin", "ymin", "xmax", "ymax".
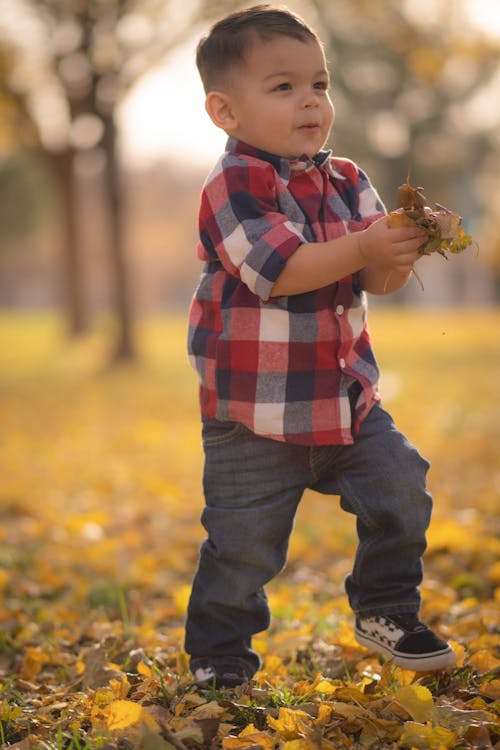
[{"xmin": 355, "ymin": 629, "xmax": 456, "ymax": 671}]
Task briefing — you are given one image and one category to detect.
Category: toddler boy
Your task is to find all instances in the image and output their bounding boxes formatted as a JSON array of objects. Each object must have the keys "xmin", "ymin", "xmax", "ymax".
[{"xmin": 186, "ymin": 4, "xmax": 455, "ymax": 687}]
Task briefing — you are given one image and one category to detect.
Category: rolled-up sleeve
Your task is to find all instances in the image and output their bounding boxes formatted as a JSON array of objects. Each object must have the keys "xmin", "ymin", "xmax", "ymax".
[
  {"xmin": 331, "ymin": 157, "xmax": 386, "ymax": 226},
  {"xmin": 357, "ymin": 166, "xmax": 386, "ymax": 221},
  {"xmin": 199, "ymin": 155, "xmax": 305, "ymax": 301}
]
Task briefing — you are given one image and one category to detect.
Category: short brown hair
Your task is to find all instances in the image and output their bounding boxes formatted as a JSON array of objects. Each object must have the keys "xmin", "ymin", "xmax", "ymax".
[{"xmin": 196, "ymin": 4, "xmax": 320, "ymax": 92}]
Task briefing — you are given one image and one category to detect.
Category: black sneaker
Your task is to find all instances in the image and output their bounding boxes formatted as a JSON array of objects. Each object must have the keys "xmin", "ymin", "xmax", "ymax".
[
  {"xmin": 192, "ymin": 659, "xmax": 254, "ymax": 689},
  {"xmin": 355, "ymin": 613, "xmax": 456, "ymax": 671}
]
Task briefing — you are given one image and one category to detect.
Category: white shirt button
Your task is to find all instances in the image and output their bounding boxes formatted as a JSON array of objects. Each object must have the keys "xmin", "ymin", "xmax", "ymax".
[
  {"xmin": 336, "ymin": 304, "xmax": 344, "ymax": 315},
  {"xmin": 339, "ymin": 358, "xmax": 346, "ymax": 369}
]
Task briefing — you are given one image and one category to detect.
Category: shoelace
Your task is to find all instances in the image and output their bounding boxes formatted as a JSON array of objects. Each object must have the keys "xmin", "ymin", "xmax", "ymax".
[{"xmin": 390, "ymin": 614, "xmax": 427, "ymax": 632}]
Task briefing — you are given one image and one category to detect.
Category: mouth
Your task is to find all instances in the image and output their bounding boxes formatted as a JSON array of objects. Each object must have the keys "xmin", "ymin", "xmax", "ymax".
[{"xmin": 298, "ymin": 123, "xmax": 321, "ymax": 132}]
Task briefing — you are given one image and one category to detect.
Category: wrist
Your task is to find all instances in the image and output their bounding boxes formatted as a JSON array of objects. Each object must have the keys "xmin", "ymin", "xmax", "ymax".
[{"xmin": 357, "ymin": 231, "xmax": 370, "ymax": 264}]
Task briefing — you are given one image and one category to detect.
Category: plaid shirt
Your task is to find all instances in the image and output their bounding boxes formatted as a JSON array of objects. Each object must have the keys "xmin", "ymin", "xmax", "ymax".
[{"xmin": 188, "ymin": 137, "xmax": 386, "ymax": 445}]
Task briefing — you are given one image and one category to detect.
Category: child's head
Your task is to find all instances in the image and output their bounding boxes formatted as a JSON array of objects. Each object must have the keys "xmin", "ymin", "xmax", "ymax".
[
  {"xmin": 196, "ymin": 4, "xmax": 335, "ymax": 159},
  {"xmin": 196, "ymin": 5, "xmax": 320, "ymax": 93}
]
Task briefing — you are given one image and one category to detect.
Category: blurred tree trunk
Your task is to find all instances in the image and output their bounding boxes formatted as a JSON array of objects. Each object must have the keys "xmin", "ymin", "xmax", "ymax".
[
  {"xmin": 52, "ymin": 148, "xmax": 88, "ymax": 336},
  {"xmin": 101, "ymin": 113, "xmax": 134, "ymax": 362}
]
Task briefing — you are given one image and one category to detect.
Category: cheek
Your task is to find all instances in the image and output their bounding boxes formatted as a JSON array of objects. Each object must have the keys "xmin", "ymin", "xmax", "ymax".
[{"xmin": 327, "ymin": 100, "xmax": 335, "ymax": 128}]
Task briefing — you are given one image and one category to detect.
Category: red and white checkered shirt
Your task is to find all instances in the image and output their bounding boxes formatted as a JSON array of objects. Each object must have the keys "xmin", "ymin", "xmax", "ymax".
[{"xmin": 188, "ymin": 138, "xmax": 386, "ymax": 445}]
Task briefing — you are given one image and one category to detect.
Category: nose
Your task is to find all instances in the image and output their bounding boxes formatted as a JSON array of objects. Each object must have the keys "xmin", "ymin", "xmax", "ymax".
[{"xmin": 301, "ymin": 88, "xmax": 319, "ymax": 108}]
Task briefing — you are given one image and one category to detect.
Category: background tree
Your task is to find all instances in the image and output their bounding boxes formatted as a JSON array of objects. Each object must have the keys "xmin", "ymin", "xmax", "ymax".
[
  {"xmin": 308, "ymin": 0, "xmax": 500, "ymax": 296},
  {"xmin": 0, "ymin": 0, "xmax": 227, "ymax": 359},
  {"xmin": 320, "ymin": 3, "xmax": 498, "ymax": 177}
]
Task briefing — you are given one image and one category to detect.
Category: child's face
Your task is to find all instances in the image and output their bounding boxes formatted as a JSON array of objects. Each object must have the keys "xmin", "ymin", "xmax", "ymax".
[{"xmin": 221, "ymin": 36, "xmax": 334, "ymax": 159}]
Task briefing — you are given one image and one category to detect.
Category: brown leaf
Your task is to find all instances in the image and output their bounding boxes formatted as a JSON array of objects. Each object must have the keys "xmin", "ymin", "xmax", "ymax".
[{"xmin": 81, "ymin": 643, "xmax": 123, "ymax": 689}]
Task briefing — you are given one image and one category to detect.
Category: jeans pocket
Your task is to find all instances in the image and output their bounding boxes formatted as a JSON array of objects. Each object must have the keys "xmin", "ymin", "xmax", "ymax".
[{"xmin": 202, "ymin": 418, "xmax": 248, "ymax": 446}]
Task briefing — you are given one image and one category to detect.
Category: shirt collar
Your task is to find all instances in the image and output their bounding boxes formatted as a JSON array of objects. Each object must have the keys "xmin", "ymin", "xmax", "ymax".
[{"xmin": 225, "ymin": 136, "xmax": 342, "ymax": 182}]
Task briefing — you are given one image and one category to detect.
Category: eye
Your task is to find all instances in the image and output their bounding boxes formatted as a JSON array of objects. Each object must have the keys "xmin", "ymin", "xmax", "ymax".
[
  {"xmin": 274, "ymin": 82, "xmax": 292, "ymax": 92},
  {"xmin": 313, "ymin": 80, "xmax": 329, "ymax": 91}
]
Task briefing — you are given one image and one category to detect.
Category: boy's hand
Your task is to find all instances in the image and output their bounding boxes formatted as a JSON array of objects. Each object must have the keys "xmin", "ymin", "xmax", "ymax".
[{"xmin": 358, "ymin": 215, "xmax": 428, "ymax": 274}]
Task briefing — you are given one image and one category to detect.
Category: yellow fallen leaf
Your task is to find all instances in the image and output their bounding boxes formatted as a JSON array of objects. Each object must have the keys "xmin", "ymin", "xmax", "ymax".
[
  {"xmin": 468, "ymin": 633, "xmax": 500, "ymax": 652},
  {"xmin": 93, "ymin": 699, "xmax": 159, "ymax": 734},
  {"xmin": 282, "ymin": 740, "xmax": 319, "ymax": 750},
  {"xmin": 267, "ymin": 707, "xmax": 313, "ymax": 740},
  {"xmin": 314, "ymin": 703, "xmax": 334, "ymax": 726},
  {"xmin": 105, "ymin": 700, "xmax": 145, "ymax": 731},
  {"xmin": 0, "ymin": 568, "xmax": 8, "ymax": 595},
  {"xmin": 378, "ymin": 661, "xmax": 415, "ymax": 689},
  {"xmin": 488, "ymin": 560, "xmax": 500, "ymax": 584},
  {"xmin": 252, "ymin": 635, "xmax": 268, "ymax": 656},
  {"xmin": 222, "ymin": 723, "xmax": 275, "ymax": 750},
  {"xmin": 333, "ymin": 620, "xmax": 360, "ymax": 649},
  {"xmin": 20, "ymin": 646, "xmax": 49, "ymax": 681},
  {"xmin": 172, "ymin": 584, "xmax": 191, "ymax": 615},
  {"xmin": 108, "ymin": 675, "xmax": 131, "ymax": 700},
  {"xmin": 76, "ymin": 659, "xmax": 85, "ymax": 675},
  {"xmin": 260, "ymin": 654, "xmax": 287, "ymax": 678},
  {"xmin": 314, "ymin": 678, "xmax": 338, "ymax": 695},
  {"xmin": 479, "ymin": 678, "xmax": 500, "ymax": 700},
  {"xmin": 427, "ymin": 519, "xmax": 474, "ymax": 552},
  {"xmin": 393, "ymin": 685, "xmax": 434, "ymax": 723},
  {"xmin": 468, "ymin": 650, "xmax": 500, "ymax": 674},
  {"xmin": 449, "ymin": 640, "xmax": 467, "ymax": 667},
  {"xmin": 400, "ymin": 721, "xmax": 457, "ymax": 749},
  {"xmin": 0, "ymin": 699, "xmax": 23, "ymax": 722},
  {"xmin": 138, "ymin": 660, "xmax": 154, "ymax": 678}
]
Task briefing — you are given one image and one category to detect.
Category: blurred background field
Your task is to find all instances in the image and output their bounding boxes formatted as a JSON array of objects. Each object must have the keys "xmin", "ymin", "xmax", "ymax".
[{"xmin": 0, "ymin": 308, "xmax": 498, "ymax": 625}]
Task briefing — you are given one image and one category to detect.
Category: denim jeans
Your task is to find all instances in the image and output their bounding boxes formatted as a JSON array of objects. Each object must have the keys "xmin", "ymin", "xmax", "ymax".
[{"xmin": 185, "ymin": 403, "xmax": 432, "ymax": 674}]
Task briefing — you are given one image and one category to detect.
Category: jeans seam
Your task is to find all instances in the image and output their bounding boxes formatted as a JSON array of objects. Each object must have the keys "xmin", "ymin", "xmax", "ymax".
[
  {"xmin": 338, "ymin": 477, "xmax": 380, "ymax": 531},
  {"xmin": 309, "ymin": 445, "xmax": 342, "ymax": 485},
  {"xmin": 202, "ymin": 422, "xmax": 248, "ymax": 447}
]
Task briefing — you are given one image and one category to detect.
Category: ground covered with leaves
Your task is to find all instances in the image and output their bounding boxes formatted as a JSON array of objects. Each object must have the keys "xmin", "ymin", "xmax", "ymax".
[{"xmin": 0, "ymin": 309, "xmax": 499, "ymax": 750}]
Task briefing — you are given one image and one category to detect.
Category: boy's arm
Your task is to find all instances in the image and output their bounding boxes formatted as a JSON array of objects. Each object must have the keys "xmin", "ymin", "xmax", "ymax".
[
  {"xmin": 270, "ymin": 216, "xmax": 427, "ymax": 297},
  {"xmin": 358, "ymin": 264, "xmax": 414, "ymax": 295}
]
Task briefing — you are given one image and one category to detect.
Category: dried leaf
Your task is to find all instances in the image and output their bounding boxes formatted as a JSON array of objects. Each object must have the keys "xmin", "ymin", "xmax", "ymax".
[
  {"xmin": 468, "ymin": 650, "xmax": 500, "ymax": 674},
  {"xmin": 105, "ymin": 699, "xmax": 146, "ymax": 731},
  {"xmin": 190, "ymin": 699, "xmax": 232, "ymax": 720},
  {"xmin": 222, "ymin": 723, "xmax": 275, "ymax": 750},
  {"xmin": 281, "ymin": 740, "xmax": 320, "ymax": 750},
  {"xmin": 138, "ymin": 660, "xmax": 154, "ymax": 677},
  {"xmin": 20, "ymin": 646, "xmax": 49, "ymax": 681},
  {"xmin": 331, "ymin": 701, "xmax": 367, "ymax": 721},
  {"xmin": 431, "ymin": 704, "xmax": 497, "ymax": 733},
  {"xmin": 267, "ymin": 707, "xmax": 313, "ymax": 740},
  {"xmin": 314, "ymin": 678, "xmax": 338, "ymax": 695},
  {"xmin": 388, "ymin": 175, "xmax": 474, "ymax": 258},
  {"xmin": 400, "ymin": 721, "xmax": 457, "ymax": 749},
  {"xmin": 393, "ymin": 685, "xmax": 434, "ymax": 723},
  {"xmin": 479, "ymin": 678, "xmax": 500, "ymax": 700}
]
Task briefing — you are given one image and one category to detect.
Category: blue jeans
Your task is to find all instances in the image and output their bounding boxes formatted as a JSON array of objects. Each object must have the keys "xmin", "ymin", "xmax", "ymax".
[{"xmin": 185, "ymin": 403, "xmax": 432, "ymax": 673}]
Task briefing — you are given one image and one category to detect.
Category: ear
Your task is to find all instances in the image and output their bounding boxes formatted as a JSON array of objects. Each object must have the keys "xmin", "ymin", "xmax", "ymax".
[{"xmin": 205, "ymin": 91, "xmax": 239, "ymax": 132}]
